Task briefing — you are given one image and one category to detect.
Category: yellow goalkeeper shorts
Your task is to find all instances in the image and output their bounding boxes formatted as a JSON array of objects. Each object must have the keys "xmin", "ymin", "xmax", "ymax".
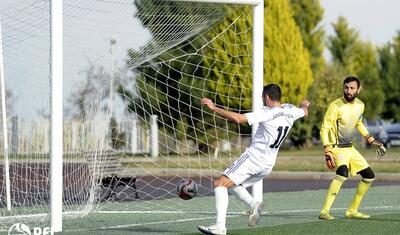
[{"xmin": 331, "ymin": 146, "xmax": 369, "ymax": 176}]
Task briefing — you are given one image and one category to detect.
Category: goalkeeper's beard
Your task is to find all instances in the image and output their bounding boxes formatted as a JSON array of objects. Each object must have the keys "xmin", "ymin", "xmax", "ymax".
[{"xmin": 344, "ymin": 92, "xmax": 357, "ymax": 102}]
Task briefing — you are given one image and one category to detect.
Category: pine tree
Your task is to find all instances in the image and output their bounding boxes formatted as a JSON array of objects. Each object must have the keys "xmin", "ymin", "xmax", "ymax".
[
  {"xmin": 378, "ymin": 33, "xmax": 400, "ymax": 121},
  {"xmin": 328, "ymin": 16, "xmax": 384, "ymax": 119},
  {"xmin": 205, "ymin": 0, "xmax": 313, "ymax": 108},
  {"xmin": 290, "ymin": 0, "xmax": 326, "ymax": 144},
  {"xmin": 354, "ymin": 42, "xmax": 384, "ymax": 119},
  {"xmin": 290, "ymin": 0, "xmax": 325, "ymax": 75},
  {"xmin": 307, "ymin": 65, "xmax": 345, "ymax": 137},
  {"xmin": 264, "ymin": 0, "xmax": 313, "ymax": 146},
  {"xmin": 204, "ymin": 5, "xmax": 253, "ymax": 112},
  {"xmin": 328, "ymin": 16, "xmax": 360, "ymax": 72},
  {"xmin": 129, "ymin": 0, "xmax": 313, "ymax": 147},
  {"xmin": 264, "ymin": 0, "xmax": 313, "ymax": 105},
  {"xmin": 202, "ymin": 0, "xmax": 313, "ymax": 145},
  {"xmin": 125, "ymin": 0, "xmax": 222, "ymax": 150}
]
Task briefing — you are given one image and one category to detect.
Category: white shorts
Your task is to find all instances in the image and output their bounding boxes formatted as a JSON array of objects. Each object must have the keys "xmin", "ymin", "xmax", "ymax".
[{"xmin": 223, "ymin": 152, "xmax": 272, "ymax": 187}]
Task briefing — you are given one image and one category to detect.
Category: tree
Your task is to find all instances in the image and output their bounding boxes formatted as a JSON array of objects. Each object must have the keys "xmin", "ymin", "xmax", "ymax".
[
  {"xmin": 328, "ymin": 16, "xmax": 360, "ymax": 72},
  {"xmin": 203, "ymin": 5, "xmax": 253, "ymax": 111},
  {"xmin": 69, "ymin": 59, "xmax": 131, "ymax": 120},
  {"xmin": 378, "ymin": 32, "xmax": 400, "ymax": 121},
  {"xmin": 202, "ymin": 0, "xmax": 313, "ymax": 146},
  {"xmin": 264, "ymin": 0, "xmax": 313, "ymax": 105},
  {"xmin": 307, "ymin": 65, "xmax": 345, "ymax": 140},
  {"xmin": 129, "ymin": 0, "xmax": 313, "ymax": 148},
  {"xmin": 204, "ymin": 0, "xmax": 313, "ymax": 108},
  {"xmin": 290, "ymin": 0, "xmax": 325, "ymax": 75},
  {"xmin": 354, "ymin": 42, "xmax": 384, "ymax": 119},
  {"xmin": 68, "ymin": 62, "xmax": 111, "ymax": 121},
  {"xmin": 125, "ymin": 0, "xmax": 227, "ymax": 152},
  {"xmin": 264, "ymin": 0, "xmax": 314, "ymax": 146},
  {"xmin": 328, "ymin": 16, "xmax": 384, "ymax": 119}
]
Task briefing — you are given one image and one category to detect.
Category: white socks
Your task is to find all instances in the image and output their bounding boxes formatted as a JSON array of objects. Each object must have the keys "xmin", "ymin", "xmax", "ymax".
[
  {"xmin": 214, "ymin": 186, "xmax": 228, "ymax": 228},
  {"xmin": 230, "ymin": 185, "xmax": 256, "ymax": 208},
  {"xmin": 214, "ymin": 185, "xmax": 257, "ymax": 228}
]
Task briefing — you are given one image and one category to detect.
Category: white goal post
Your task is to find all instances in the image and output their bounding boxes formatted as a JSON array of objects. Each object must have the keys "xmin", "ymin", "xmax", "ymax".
[
  {"xmin": 50, "ymin": 0, "xmax": 63, "ymax": 232},
  {"xmin": 0, "ymin": 16, "xmax": 11, "ymax": 212}
]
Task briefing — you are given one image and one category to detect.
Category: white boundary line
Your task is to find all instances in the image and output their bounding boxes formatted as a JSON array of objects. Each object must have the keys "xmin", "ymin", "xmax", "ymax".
[
  {"xmin": 0, "ymin": 205, "xmax": 397, "ymax": 223},
  {"xmin": 0, "ymin": 205, "xmax": 399, "ymax": 233},
  {"xmin": 93, "ymin": 210, "xmax": 246, "ymax": 215},
  {"xmin": 92, "ymin": 205, "xmax": 399, "ymax": 215},
  {"xmin": 270, "ymin": 205, "xmax": 398, "ymax": 214},
  {"xmin": 67, "ymin": 215, "xmax": 221, "ymax": 232},
  {"xmin": 0, "ymin": 210, "xmax": 84, "ymax": 222}
]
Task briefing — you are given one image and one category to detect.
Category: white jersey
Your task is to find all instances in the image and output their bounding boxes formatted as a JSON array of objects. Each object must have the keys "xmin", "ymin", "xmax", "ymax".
[{"xmin": 244, "ymin": 103, "xmax": 305, "ymax": 167}]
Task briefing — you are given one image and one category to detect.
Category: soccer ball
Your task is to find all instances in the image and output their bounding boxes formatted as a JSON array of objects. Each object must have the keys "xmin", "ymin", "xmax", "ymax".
[{"xmin": 176, "ymin": 178, "xmax": 198, "ymax": 200}]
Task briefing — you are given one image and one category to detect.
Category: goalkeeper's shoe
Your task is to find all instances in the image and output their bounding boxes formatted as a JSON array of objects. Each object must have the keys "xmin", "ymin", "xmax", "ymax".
[
  {"xmin": 318, "ymin": 212, "xmax": 335, "ymax": 220},
  {"xmin": 345, "ymin": 211, "xmax": 370, "ymax": 219},
  {"xmin": 197, "ymin": 224, "xmax": 226, "ymax": 235},
  {"xmin": 248, "ymin": 202, "xmax": 264, "ymax": 227}
]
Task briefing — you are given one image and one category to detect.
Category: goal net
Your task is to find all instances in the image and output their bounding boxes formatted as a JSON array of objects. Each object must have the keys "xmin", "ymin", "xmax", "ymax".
[{"xmin": 0, "ymin": 0, "xmax": 257, "ymax": 231}]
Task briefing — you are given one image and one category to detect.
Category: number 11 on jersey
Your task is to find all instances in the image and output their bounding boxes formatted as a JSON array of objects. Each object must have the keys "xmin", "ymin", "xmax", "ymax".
[{"xmin": 269, "ymin": 126, "xmax": 289, "ymax": 148}]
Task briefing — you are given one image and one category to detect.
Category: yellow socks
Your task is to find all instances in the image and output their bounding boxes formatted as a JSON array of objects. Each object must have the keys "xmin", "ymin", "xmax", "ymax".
[
  {"xmin": 321, "ymin": 175, "xmax": 347, "ymax": 213},
  {"xmin": 348, "ymin": 178, "xmax": 374, "ymax": 213}
]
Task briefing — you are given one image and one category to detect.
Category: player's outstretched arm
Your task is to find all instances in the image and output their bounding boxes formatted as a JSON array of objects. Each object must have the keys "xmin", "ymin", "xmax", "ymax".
[
  {"xmin": 299, "ymin": 100, "xmax": 311, "ymax": 117},
  {"xmin": 200, "ymin": 98, "xmax": 247, "ymax": 124}
]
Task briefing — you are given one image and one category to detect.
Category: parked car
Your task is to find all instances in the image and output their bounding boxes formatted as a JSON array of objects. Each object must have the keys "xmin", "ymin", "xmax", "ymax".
[
  {"xmin": 365, "ymin": 119, "xmax": 400, "ymax": 147},
  {"xmin": 385, "ymin": 122, "xmax": 400, "ymax": 147},
  {"xmin": 386, "ymin": 132, "xmax": 400, "ymax": 147},
  {"xmin": 365, "ymin": 119, "xmax": 388, "ymax": 142}
]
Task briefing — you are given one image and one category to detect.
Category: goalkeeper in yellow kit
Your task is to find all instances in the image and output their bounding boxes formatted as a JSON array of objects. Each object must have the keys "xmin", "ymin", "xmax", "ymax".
[{"xmin": 318, "ymin": 76, "xmax": 386, "ymax": 220}]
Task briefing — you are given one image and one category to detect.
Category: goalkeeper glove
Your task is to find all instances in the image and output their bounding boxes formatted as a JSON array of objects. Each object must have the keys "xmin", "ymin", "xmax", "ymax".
[
  {"xmin": 323, "ymin": 145, "xmax": 336, "ymax": 170},
  {"xmin": 366, "ymin": 135, "xmax": 386, "ymax": 157}
]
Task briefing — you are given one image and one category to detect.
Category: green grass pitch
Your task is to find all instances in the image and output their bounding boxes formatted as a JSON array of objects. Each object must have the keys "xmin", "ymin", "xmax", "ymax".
[{"xmin": 58, "ymin": 185, "xmax": 400, "ymax": 235}]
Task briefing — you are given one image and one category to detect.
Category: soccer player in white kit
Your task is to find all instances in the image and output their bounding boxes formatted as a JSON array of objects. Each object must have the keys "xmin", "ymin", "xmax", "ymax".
[{"xmin": 198, "ymin": 84, "xmax": 310, "ymax": 235}]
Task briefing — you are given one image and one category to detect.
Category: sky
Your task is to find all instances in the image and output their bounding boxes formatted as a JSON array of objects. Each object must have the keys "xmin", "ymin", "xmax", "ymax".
[
  {"xmin": 320, "ymin": 0, "xmax": 400, "ymax": 46},
  {"xmin": 0, "ymin": 0, "xmax": 399, "ymax": 46}
]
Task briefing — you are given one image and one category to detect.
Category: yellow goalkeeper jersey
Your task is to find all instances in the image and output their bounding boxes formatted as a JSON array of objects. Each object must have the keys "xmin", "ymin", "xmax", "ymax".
[{"xmin": 320, "ymin": 97, "xmax": 370, "ymax": 147}]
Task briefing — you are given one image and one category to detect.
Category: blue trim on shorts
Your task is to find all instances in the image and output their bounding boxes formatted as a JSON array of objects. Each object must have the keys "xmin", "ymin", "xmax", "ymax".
[{"xmin": 225, "ymin": 153, "xmax": 250, "ymax": 175}]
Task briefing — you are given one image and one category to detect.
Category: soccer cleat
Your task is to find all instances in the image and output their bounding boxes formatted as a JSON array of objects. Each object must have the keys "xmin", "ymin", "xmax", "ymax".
[
  {"xmin": 248, "ymin": 202, "xmax": 264, "ymax": 227},
  {"xmin": 318, "ymin": 212, "xmax": 335, "ymax": 220},
  {"xmin": 345, "ymin": 211, "xmax": 370, "ymax": 219},
  {"xmin": 197, "ymin": 224, "xmax": 227, "ymax": 235}
]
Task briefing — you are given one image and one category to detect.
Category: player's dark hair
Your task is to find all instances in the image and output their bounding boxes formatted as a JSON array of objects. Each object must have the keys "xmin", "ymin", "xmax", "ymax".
[
  {"xmin": 343, "ymin": 76, "xmax": 360, "ymax": 88},
  {"xmin": 263, "ymin": 84, "xmax": 281, "ymax": 101}
]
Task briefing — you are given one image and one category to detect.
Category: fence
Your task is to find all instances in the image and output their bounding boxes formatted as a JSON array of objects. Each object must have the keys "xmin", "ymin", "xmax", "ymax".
[{"xmin": 1, "ymin": 115, "xmax": 152, "ymax": 156}]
